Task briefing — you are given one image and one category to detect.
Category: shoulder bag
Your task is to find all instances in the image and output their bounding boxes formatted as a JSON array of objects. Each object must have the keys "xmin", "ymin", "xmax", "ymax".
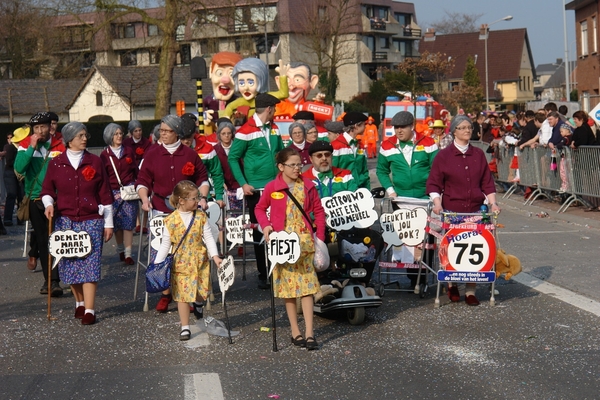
[
  {"xmin": 284, "ymin": 188, "xmax": 330, "ymax": 272},
  {"xmin": 108, "ymin": 150, "xmax": 140, "ymax": 201},
  {"xmin": 146, "ymin": 211, "xmax": 196, "ymax": 293}
]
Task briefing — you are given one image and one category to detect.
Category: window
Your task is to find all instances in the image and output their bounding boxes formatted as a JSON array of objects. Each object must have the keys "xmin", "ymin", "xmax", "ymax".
[
  {"xmin": 178, "ymin": 44, "xmax": 191, "ymax": 66},
  {"xmin": 363, "ymin": 36, "xmax": 375, "ymax": 52},
  {"xmin": 148, "ymin": 24, "xmax": 158, "ymax": 37},
  {"xmin": 380, "ymin": 37, "xmax": 389, "ymax": 49},
  {"xmin": 115, "ymin": 24, "xmax": 135, "ymax": 39},
  {"xmin": 176, "ymin": 25, "xmax": 185, "ymax": 41},
  {"xmin": 593, "ymin": 16, "xmax": 598, "ymax": 53},
  {"xmin": 318, "ymin": 6, "xmax": 326, "ymax": 20},
  {"xmin": 120, "ymin": 51, "xmax": 137, "ymax": 66},
  {"xmin": 395, "ymin": 13, "xmax": 411, "ymax": 26},
  {"xmin": 519, "ymin": 77, "xmax": 522, "ymax": 91},
  {"xmin": 581, "ymin": 20, "xmax": 588, "ymax": 56},
  {"xmin": 150, "ymin": 48, "xmax": 160, "ymax": 64},
  {"xmin": 96, "ymin": 91, "xmax": 103, "ymax": 107},
  {"xmin": 200, "ymin": 39, "xmax": 219, "ymax": 55}
]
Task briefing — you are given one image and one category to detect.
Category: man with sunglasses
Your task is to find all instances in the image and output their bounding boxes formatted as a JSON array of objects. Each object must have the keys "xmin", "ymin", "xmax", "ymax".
[
  {"xmin": 302, "ymin": 141, "xmax": 357, "ymax": 198},
  {"xmin": 332, "ymin": 112, "xmax": 370, "ymax": 189}
]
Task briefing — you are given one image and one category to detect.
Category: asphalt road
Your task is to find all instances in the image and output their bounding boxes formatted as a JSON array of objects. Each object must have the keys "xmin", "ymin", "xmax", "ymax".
[{"xmin": 1, "ymin": 168, "xmax": 600, "ymax": 399}]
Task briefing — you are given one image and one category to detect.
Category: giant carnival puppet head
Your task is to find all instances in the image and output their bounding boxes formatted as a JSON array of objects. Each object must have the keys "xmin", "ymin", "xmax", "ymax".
[
  {"xmin": 210, "ymin": 51, "xmax": 243, "ymax": 102},
  {"xmin": 232, "ymin": 58, "xmax": 270, "ymax": 102},
  {"xmin": 275, "ymin": 61, "xmax": 318, "ymax": 105}
]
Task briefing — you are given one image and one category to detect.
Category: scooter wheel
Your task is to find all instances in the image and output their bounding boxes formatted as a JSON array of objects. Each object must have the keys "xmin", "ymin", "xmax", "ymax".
[
  {"xmin": 347, "ymin": 307, "xmax": 365, "ymax": 325},
  {"xmin": 419, "ymin": 283, "xmax": 428, "ymax": 299},
  {"xmin": 377, "ymin": 284, "xmax": 385, "ymax": 297}
]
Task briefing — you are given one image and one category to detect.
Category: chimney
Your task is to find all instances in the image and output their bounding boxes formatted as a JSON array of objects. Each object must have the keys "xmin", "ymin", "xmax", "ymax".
[
  {"xmin": 424, "ymin": 28, "xmax": 436, "ymax": 42},
  {"xmin": 479, "ymin": 24, "xmax": 488, "ymax": 40},
  {"xmin": 556, "ymin": 58, "xmax": 563, "ymax": 65}
]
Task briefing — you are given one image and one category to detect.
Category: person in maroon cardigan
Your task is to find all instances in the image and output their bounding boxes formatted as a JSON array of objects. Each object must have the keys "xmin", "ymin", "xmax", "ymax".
[
  {"xmin": 100, "ymin": 123, "xmax": 139, "ymax": 265},
  {"xmin": 136, "ymin": 114, "xmax": 210, "ymax": 313},
  {"xmin": 287, "ymin": 122, "xmax": 311, "ymax": 166},
  {"xmin": 41, "ymin": 122, "xmax": 114, "ymax": 325},
  {"xmin": 426, "ymin": 115, "xmax": 501, "ymax": 307},
  {"xmin": 123, "ymin": 120, "xmax": 151, "ymax": 166}
]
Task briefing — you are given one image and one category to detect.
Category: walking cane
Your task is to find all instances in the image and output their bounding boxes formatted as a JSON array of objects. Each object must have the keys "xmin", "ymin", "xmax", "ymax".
[
  {"xmin": 266, "ymin": 243, "xmax": 277, "ymax": 352},
  {"xmin": 47, "ymin": 215, "xmax": 57, "ymax": 321}
]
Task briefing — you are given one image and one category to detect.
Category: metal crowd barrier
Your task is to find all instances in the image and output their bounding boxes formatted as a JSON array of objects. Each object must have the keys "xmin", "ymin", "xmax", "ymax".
[{"xmin": 517, "ymin": 146, "xmax": 600, "ymax": 213}]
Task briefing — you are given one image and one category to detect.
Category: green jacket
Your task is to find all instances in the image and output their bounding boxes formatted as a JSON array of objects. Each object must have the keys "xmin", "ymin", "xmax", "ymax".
[
  {"xmin": 228, "ymin": 117, "xmax": 284, "ymax": 189},
  {"xmin": 376, "ymin": 134, "xmax": 438, "ymax": 199},
  {"xmin": 14, "ymin": 135, "xmax": 65, "ymax": 199},
  {"xmin": 331, "ymin": 134, "xmax": 370, "ymax": 189}
]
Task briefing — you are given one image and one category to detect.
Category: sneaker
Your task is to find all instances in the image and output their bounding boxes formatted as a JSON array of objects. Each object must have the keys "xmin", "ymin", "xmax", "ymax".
[
  {"xmin": 156, "ymin": 294, "xmax": 172, "ymax": 313},
  {"xmin": 39, "ymin": 282, "xmax": 49, "ymax": 295},
  {"xmin": 50, "ymin": 282, "xmax": 63, "ymax": 297}
]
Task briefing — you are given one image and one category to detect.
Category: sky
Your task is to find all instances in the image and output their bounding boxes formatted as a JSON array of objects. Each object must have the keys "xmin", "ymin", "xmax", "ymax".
[{"xmin": 414, "ymin": 0, "xmax": 576, "ymax": 66}]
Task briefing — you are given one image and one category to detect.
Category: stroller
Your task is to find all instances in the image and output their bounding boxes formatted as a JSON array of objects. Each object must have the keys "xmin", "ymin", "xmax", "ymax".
[{"xmin": 312, "ymin": 227, "xmax": 385, "ymax": 325}]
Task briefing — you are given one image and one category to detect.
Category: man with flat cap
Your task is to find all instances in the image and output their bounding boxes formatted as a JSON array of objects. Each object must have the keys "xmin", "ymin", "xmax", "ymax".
[
  {"xmin": 324, "ymin": 120, "xmax": 344, "ymax": 143},
  {"xmin": 303, "ymin": 140, "xmax": 357, "ymax": 198},
  {"xmin": 332, "ymin": 111, "xmax": 370, "ymax": 189},
  {"xmin": 376, "ymin": 111, "xmax": 438, "ymax": 289},
  {"xmin": 293, "ymin": 111, "xmax": 328, "ymax": 141},
  {"xmin": 228, "ymin": 93, "xmax": 284, "ymax": 289},
  {"xmin": 15, "ymin": 112, "xmax": 66, "ymax": 296}
]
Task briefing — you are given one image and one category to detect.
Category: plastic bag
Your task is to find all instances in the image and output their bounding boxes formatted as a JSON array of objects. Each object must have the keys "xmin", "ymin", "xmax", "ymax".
[{"xmin": 313, "ymin": 234, "xmax": 330, "ymax": 272}]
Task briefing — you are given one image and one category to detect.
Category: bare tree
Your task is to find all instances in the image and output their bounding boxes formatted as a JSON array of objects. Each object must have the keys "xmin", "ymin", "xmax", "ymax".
[
  {"xmin": 296, "ymin": 0, "xmax": 362, "ymax": 102},
  {"xmin": 0, "ymin": 0, "xmax": 49, "ymax": 79},
  {"xmin": 427, "ymin": 11, "xmax": 483, "ymax": 34}
]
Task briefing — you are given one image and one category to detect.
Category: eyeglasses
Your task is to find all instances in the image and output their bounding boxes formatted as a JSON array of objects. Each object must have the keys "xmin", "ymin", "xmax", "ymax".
[
  {"xmin": 312, "ymin": 152, "xmax": 332, "ymax": 159},
  {"xmin": 74, "ymin": 133, "xmax": 91, "ymax": 140},
  {"xmin": 114, "ymin": 131, "xmax": 124, "ymax": 136},
  {"xmin": 159, "ymin": 128, "xmax": 175, "ymax": 134},
  {"xmin": 283, "ymin": 163, "xmax": 302, "ymax": 169}
]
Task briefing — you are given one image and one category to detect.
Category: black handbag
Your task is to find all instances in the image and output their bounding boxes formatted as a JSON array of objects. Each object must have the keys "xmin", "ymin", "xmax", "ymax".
[{"xmin": 146, "ymin": 211, "xmax": 196, "ymax": 293}]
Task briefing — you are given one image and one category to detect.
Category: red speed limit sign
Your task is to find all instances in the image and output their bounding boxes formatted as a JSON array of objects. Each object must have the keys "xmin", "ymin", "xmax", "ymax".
[{"xmin": 439, "ymin": 227, "xmax": 496, "ymax": 272}]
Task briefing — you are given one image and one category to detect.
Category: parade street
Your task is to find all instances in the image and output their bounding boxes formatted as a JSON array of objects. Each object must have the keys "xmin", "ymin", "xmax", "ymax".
[{"xmin": 0, "ymin": 186, "xmax": 599, "ymax": 400}]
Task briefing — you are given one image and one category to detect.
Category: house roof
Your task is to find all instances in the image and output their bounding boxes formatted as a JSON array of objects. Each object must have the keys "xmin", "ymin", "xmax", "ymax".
[
  {"xmin": 536, "ymin": 63, "xmax": 560, "ymax": 75},
  {"xmin": 419, "ymin": 28, "xmax": 536, "ymax": 101},
  {"xmin": 68, "ymin": 65, "xmax": 213, "ymax": 109},
  {"xmin": 544, "ymin": 61, "xmax": 577, "ymax": 89},
  {"xmin": 0, "ymin": 78, "xmax": 85, "ymax": 118}
]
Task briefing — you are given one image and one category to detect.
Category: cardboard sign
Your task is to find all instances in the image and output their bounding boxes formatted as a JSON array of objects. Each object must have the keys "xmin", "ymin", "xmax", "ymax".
[
  {"xmin": 217, "ymin": 255, "xmax": 235, "ymax": 305},
  {"xmin": 266, "ymin": 231, "xmax": 301, "ymax": 277},
  {"xmin": 48, "ymin": 230, "xmax": 92, "ymax": 269},
  {"xmin": 322, "ymin": 188, "xmax": 378, "ymax": 231},
  {"xmin": 205, "ymin": 201, "xmax": 221, "ymax": 241},
  {"xmin": 149, "ymin": 215, "xmax": 166, "ymax": 251},
  {"xmin": 438, "ymin": 227, "xmax": 496, "ymax": 273},
  {"xmin": 225, "ymin": 214, "xmax": 253, "ymax": 251}
]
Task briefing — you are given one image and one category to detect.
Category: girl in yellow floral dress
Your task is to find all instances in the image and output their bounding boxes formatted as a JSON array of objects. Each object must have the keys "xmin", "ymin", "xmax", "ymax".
[
  {"xmin": 154, "ymin": 181, "xmax": 222, "ymax": 341},
  {"xmin": 256, "ymin": 148, "xmax": 326, "ymax": 350}
]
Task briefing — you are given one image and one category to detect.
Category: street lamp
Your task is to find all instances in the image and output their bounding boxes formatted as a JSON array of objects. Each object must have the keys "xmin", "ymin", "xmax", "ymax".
[
  {"xmin": 562, "ymin": 0, "xmax": 570, "ymax": 101},
  {"xmin": 485, "ymin": 15, "xmax": 513, "ymax": 111}
]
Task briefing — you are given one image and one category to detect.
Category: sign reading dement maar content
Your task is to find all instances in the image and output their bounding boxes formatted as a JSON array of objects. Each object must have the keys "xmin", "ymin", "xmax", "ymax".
[
  {"xmin": 322, "ymin": 188, "xmax": 378, "ymax": 231},
  {"xmin": 48, "ymin": 230, "xmax": 92, "ymax": 269}
]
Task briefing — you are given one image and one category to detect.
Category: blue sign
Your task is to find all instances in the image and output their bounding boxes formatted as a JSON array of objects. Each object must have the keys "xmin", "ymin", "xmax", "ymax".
[
  {"xmin": 437, "ymin": 270, "xmax": 496, "ymax": 283},
  {"xmin": 595, "ymin": 110, "xmax": 600, "ymax": 120}
]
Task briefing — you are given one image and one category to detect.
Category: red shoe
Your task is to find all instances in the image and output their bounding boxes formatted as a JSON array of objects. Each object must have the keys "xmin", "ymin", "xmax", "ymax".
[
  {"xmin": 465, "ymin": 295, "xmax": 480, "ymax": 306},
  {"xmin": 81, "ymin": 312, "xmax": 96, "ymax": 325},
  {"xmin": 74, "ymin": 306, "xmax": 85, "ymax": 319},
  {"xmin": 237, "ymin": 247, "xmax": 244, "ymax": 256},
  {"xmin": 156, "ymin": 294, "xmax": 172, "ymax": 313},
  {"xmin": 447, "ymin": 285, "xmax": 460, "ymax": 302},
  {"xmin": 125, "ymin": 257, "xmax": 135, "ymax": 265},
  {"xmin": 142, "ymin": 227, "xmax": 148, "ymax": 234},
  {"xmin": 119, "ymin": 252, "xmax": 125, "ymax": 261},
  {"xmin": 135, "ymin": 225, "xmax": 141, "ymax": 233}
]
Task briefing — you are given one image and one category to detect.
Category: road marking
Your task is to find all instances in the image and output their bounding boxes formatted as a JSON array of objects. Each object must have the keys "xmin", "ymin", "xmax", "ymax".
[
  {"xmin": 499, "ymin": 230, "xmax": 580, "ymax": 235},
  {"xmin": 184, "ymin": 373, "xmax": 224, "ymax": 400},
  {"xmin": 513, "ymin": 272, "xmax": 600, "ymax": 317}
]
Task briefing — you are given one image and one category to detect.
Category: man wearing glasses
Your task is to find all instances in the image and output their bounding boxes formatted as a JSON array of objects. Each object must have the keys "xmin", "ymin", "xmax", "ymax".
[
  {"xmin": 376, "ymin": 111, "xmax": 438, "ymax": 289},
  {"xmin": 302, "ymin": 140, "xmax": 357, "ymax": 199},
  {"xmin": 332, "ymin": 112, "xmax": 370, "ymax": 189},
  {"xmin": 228, "ymin": 93, "xmax": 284, "ymax": 290}
]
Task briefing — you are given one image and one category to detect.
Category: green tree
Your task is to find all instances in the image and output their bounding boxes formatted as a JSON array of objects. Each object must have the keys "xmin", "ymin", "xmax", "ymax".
[{"xmin": 463, "ymin": 55, "xmax": 480, "ymax": 88}]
